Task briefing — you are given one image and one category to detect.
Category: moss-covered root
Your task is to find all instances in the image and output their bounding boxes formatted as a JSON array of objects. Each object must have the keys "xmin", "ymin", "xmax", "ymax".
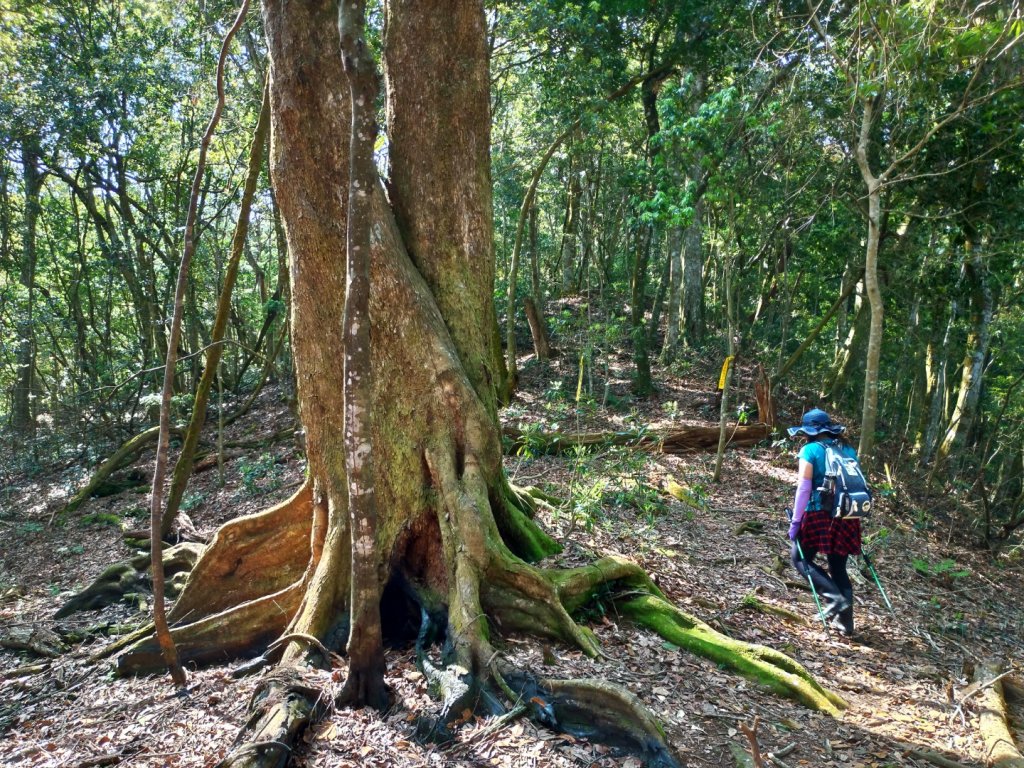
[
  {"xmin": 494, "ymin": 480, "xmax": 561, "ymax": 562},
  {"xmin": 503, "ymin": 671, "xmax": 683, "ymax": 768},
  {"xmin": 214, "ymin": 666, "xmax": 328, "ymax": 768},
  {"xmin": 55, "ymin": 542, "xmax": 204, "ymax": 619},
  {"xmin": 619, "ymin": 595, "xmax": 846, "ymax": 716}
]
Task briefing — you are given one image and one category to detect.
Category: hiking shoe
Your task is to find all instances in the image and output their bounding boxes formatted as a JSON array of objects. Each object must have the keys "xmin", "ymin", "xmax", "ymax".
[
  {"xmin": 822, "ymin": 596, "xmax": 851, "ymax": 621},
  {"xmin": 829, "ymin": 613, "xmax": 854, "ymax": 636}
]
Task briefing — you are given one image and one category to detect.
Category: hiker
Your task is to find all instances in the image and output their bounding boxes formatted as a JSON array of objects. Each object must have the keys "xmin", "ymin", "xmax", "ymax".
[{"xmin": 787, "ymin": 408, "xmax": 861, "ymax": 635}]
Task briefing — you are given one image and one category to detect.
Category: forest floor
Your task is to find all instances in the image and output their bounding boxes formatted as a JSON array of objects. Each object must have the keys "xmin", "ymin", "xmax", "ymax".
[{"xmin": 2, "ymin": 307, "xmax": 1023, "ymax": 768}]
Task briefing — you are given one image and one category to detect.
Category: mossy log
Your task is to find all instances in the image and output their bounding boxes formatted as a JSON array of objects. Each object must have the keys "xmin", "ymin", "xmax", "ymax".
[
  {"xmin": 61, "ymin": 426, "xmax": 183, "ymax": 515},
  {"xmin": 503, "ymin": 423, "xmax": 771, "ymax": 456},
  {"xmin": 975, "ymin": 659, "xmax": 1024, "ymax": 767}
]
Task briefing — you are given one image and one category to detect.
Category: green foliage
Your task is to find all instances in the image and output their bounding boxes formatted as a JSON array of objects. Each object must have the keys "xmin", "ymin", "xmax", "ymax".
[
  {"xmin": 238, "ymin": 453, "xmax": 284, "ymax": 496},
  {"xmin": 80, "ymin": 512, "xmax": 124, "ymax": 528},
  {"xmin": 16, "ymin": 521, "xmax": 44, "ymax": 537},
  {"xmin": 181, "ymin": 492, "xmax": 205, "ymax": 513},
  {"xmin": 912, "ymin": 557, "xmax": 970, "ymax": 582}
]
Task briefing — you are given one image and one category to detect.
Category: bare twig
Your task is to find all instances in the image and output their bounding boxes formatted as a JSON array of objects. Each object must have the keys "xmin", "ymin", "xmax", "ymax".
[{"xmin": 740, "ymin": 715, "xmax": 765, "ymax": 768}]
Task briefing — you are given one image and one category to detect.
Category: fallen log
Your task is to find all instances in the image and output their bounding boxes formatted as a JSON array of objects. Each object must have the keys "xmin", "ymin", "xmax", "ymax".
[
  {"xmin": 0, "ymin": 625, "xmax": 68, "ymax": 658},
  {"xmin": 975, "ymin": 659, "xmax": 1024, "ymax": 767},
  {"xmin": 61, "ymin": 426, "xmax": 184, "ymax": 515},
  {"xmin": 503, "ymin": 423, "xmax": 771, "ymax": 456}
]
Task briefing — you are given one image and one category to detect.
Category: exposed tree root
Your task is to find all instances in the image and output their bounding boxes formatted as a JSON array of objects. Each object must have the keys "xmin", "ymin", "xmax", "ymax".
[
  {"xmin": 168, "ymin": 485, "xmax": 313, "ymax": 625},
  {"xmin": 54, "ymin": 543, "xmax": 203, "ymax": 618},
  {"xmin": 974, "ymin": 659, "xmax": 1024, "ymax": 767},
  {"xmin": 214, "ymin": 666, "xmax": 330, "ymax": 768},
  {"xmin": 739, "ymin": 594, "xmax": 810, "ymax": 626},
  {"xmin": 618, "ymin": 595, "xmax": 846, "ymax": 715},
  {"xmin": 503, "ymin": 423, "xmax": 771, "ymax": 456},
  {"xmin": 505, "ymin": 673, "xmax": 683, "ymax": 768},
  {"xmin": 494, "ymin": 479, "xmax": 562, "ymax": 562},
  {"xmin": 117, "ymin": 582, "xmax": 304, "ymax": 675}
]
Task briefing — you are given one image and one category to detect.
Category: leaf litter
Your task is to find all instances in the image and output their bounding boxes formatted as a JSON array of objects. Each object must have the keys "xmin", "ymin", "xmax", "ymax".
[{"xmin": 1, "ymin": 341, "xmax": 1022, "ymax": 767}]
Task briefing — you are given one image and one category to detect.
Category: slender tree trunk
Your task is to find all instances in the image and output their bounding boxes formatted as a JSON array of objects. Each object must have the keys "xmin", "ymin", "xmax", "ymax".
[
  {"xmin": 920, "ymin": 297, "xmax": 958, "ymax": 465},
  {"xmin": 560, "ymin": 163, "xmax": 580, "ymax": 295},
  {"xmin": 149, "ymin": 0, "xmax": 253, "ymax": 691},
  {"xmin": 713, "ymin": 260, "xmax": 736, "ymax": 483},
  {"xmin": 936, "ymin": 235, "xmax": 992, "ymax": 466},
  {"xmin": 12, "ymin": 137, "xmax": 42, "ymax": 440},
  {"xmin": 823, "ymin": 285, "xmax": 868, "ymax": 405},
  {"xmin": 630, "ymin": 74, "xmax": 666, "ymax": 396},
  {"xmin": 337, "ymin": 0, "xmax": 387, "ymax": 709},
  {"xmin": 680, "ymin": 163, "xmax": 705, "ymax": 347},
  {"xmin": 855, "ymin": 99, "xmax": 884, "ymax": 463},
  {"xmin": 528, "ymin": 204, "xmax": 540, "ymax": 306},
  {"xmin": 646, "ymin": 236, "xmax": 671, "ymax": 349},
  {"xmin": 524, "ymin": 203, "xmax": 551, "ymax": 360},
  {"xmin": 660, "ymin": 226, "xmax": 683, "ymax": 363}
]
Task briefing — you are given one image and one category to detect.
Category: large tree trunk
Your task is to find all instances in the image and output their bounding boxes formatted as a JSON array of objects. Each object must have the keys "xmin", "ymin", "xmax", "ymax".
[{"xmin": 113, "ymin": 2, "xmax": 843, "ymax": 763}]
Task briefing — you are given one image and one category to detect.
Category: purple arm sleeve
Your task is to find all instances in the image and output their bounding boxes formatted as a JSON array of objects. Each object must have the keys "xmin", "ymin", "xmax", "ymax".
[{"xmin": 792, "ymin": 478, "xmax": 813, "ymax": 521}]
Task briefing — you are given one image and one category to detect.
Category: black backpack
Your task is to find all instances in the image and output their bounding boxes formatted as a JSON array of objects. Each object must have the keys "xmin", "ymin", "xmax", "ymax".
[{"xmin": 818, "ymin": 440, "xmax": 872, "ymax": 519}]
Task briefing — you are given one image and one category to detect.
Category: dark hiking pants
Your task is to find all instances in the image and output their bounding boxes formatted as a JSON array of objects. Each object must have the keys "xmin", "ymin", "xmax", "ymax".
[{"xmin": 791, "ymin": 542, "xmax": 854, "ymax": 631}]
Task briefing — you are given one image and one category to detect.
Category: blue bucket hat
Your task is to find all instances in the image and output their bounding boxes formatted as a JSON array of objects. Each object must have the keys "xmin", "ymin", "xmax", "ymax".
[{"xmin": 787, "ymin": 408, "xmax": 846, "ymax": 438}]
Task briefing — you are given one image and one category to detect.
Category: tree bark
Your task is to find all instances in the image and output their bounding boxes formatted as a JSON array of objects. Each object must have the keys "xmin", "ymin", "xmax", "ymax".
[
  {"xmin": 12, "ymin": 136, "xmax": 42, "ymax": 441},
  {"xmin": 855, "ymin": 99, "xmax": 884, "ymax": 464},
  {"xmin": 336, "ymin": 0, "xmax": 387, "ymax": 710}
]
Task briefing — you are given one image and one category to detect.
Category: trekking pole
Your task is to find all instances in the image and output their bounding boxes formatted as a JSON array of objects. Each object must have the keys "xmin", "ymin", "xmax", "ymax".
[
  {"xmin": 786, "ymin": 507, "xmax": 828, "ymax": 631},
  {"xmin": 861, "ymin": 551, "xmax": 895, "ymax": 616}
]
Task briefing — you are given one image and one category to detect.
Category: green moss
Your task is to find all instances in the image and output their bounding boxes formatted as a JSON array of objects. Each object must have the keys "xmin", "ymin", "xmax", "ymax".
[
  {"xmin": 619, "ymin": 595, "xmax": 845, "ymax": 715},
  {"xmin": 495, "ymin": 485, "xmax": 561, "ymax": 562}
]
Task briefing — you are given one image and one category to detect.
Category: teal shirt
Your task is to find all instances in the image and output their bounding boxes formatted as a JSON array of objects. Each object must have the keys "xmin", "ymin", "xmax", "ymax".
[{"xmin": 799, "ymin": 438, "xmax": 858, "ymax": 512}]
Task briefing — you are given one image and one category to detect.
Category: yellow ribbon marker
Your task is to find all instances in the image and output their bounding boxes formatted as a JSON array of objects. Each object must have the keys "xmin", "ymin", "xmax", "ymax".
[{"xmin": 718, "ymin": 355, "xmax": 734, "ymax": 390}]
